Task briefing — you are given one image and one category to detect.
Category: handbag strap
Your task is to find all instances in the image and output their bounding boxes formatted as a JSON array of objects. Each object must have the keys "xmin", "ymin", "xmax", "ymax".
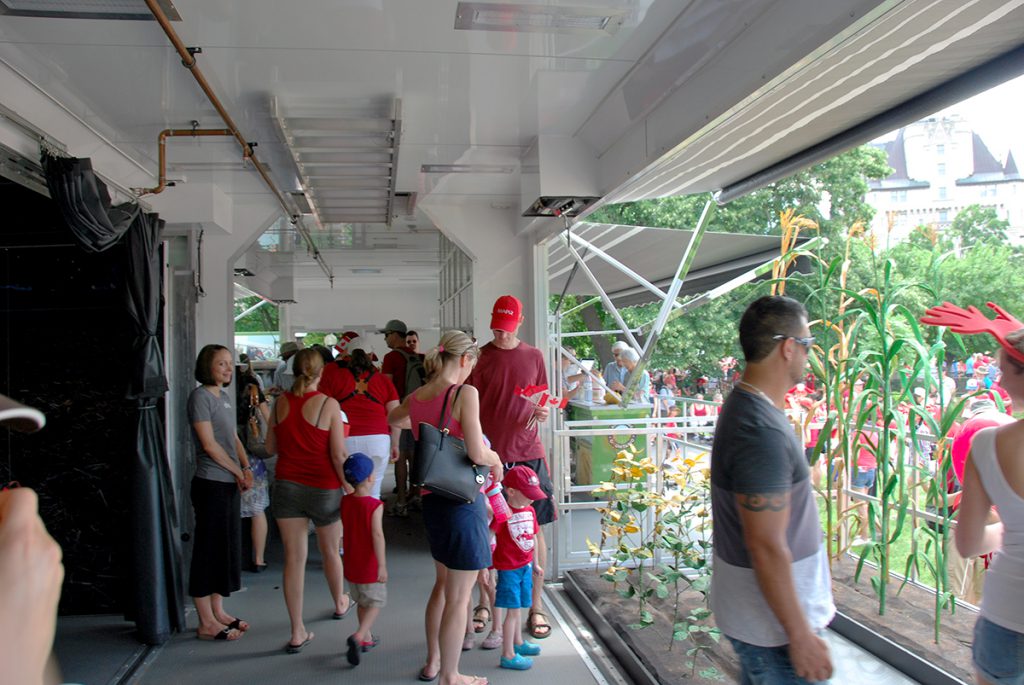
[{"xmin": 438, "ymin": 384, "xmax": 464, "ymax": 434}]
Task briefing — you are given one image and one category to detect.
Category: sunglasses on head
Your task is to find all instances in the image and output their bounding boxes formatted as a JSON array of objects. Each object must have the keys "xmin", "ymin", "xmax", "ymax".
[{"xmin": 772, "ymin": 334, "xmax": 815, "ymax": 349}]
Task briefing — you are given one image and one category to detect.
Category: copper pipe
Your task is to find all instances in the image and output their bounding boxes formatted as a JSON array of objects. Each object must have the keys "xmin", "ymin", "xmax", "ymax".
[
  {"xmin": 138, "ymin": 128, "xmax": 232, "ymax": 196},
  {"xmin": 143, "ymin": 0, "xmax": 333, "ymax": 282}
]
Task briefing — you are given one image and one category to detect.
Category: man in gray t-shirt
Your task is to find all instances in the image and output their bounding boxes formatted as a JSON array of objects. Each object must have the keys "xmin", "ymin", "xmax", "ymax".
[{"xmin": 709, "ymin": 296, "xmax": 834, "ymax": 683}]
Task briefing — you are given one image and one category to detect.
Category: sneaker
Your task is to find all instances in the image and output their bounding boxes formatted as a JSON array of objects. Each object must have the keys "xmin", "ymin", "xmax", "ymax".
[
  {"xmin": 500, "ymin": 654, "xmax": 533, "ymax": 670},
  {"xmin": 462, "ymin": 635, "xmax": 475, "ymax": 651},
  {"xmin": 346, "ymin": 635, "xmax": 361, "ymax": 666},
  {"xmin": 515, "ymin": 642, "xmax": 541, "ymax": 657},
  {"xmin": 481, "ymin": 632, "xmax": 503, "ymax": 650}
]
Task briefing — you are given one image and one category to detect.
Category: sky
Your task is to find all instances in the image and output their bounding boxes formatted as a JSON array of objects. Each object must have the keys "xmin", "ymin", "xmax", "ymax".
[{"xmin": 874, "ymin": 73, "xmax": 1024, "ymax": 165}]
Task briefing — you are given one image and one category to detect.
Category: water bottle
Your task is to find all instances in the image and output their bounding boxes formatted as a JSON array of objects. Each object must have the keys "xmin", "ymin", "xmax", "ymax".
[
  {"xmin": 583, "ymin": 375, "xmax": 593, "ymax": 404},
  {"xmin": 484, "ymin": 474, "xmax": 511, "ymax": 524}
]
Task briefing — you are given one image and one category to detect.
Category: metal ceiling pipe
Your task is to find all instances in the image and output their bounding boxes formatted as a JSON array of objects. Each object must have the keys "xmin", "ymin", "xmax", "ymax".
[
  {"xmin": 143, "ymin": 0, "xmax": 333, "ymax": 283},
  {"xmin": 137, "ymin": 127, "xmax": 231, "ymax": 196}
]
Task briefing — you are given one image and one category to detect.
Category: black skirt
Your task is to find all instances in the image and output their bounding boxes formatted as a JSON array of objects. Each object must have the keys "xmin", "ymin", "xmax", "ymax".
[{"xmin": 188, "ymin": 477, "xmax": 242, "ymax": 598}]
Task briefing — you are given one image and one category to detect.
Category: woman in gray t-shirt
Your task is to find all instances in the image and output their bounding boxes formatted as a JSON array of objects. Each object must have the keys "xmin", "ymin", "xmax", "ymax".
[{"xmin": 186, "ymin": 344, "xmax": 254, "ymax": 641}]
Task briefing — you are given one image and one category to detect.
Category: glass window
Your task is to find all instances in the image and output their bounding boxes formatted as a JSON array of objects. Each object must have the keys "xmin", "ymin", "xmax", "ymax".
[
  {"xmin": 939, "ymin": 210, "xmax": 949, "ymax": 222},
  {"xmin": 937, "ymin": 162, "xmax": 946, "ymax": 176},
  {"xmin": 936, "ymin": 144, "xmax": 945, "ymax": 155},
  {"xmin": 938, "ymin": 187, "xmax": 947, "ymax": 200}
]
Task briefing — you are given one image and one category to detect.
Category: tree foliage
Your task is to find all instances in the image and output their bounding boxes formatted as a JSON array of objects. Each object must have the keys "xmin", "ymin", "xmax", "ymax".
[
  {"xmin": 948, "ymin": 203, "xmax": 1010, "ymax": 247},
  {"xmin": 234, "ymin": 295, "xmax": 278, "ymax": 333}
]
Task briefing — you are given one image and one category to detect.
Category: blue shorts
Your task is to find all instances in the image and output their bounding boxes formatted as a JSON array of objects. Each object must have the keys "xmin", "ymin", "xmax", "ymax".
[
  {"xmin": 495, "ymin": 565, "xmax": 533, "ymax": 609},
  {"xmin": 974, "ymin": 617, "xmax": 1024, "ymax": 685},
  {"xmin": 852, "ymin": 467, "xmax": 876, "ymax": 489},
  {"xmin": 727, "ymin": 636, "xmax": 828, "ymax": 685}
]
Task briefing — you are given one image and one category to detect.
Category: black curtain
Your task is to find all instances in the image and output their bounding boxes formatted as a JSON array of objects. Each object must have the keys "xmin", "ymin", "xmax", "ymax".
[{"xmin": 43, "ymin": 152, "xmax": 183, "ymax": 644}]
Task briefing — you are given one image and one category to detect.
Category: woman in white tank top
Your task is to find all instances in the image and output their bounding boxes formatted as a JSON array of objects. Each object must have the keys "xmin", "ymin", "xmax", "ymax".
[{"xmin": 955, "ymin": 329, "xmax": 1024, "ymax": 685}]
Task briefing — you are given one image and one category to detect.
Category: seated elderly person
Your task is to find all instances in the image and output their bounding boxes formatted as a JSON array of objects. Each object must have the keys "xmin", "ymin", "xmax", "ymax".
[
  {"xmin": 603, "ymin": 341, "xmax": 629, "ymax": 390},
  {"xmin": 611, "ymin": 348, "xmax": 652, "ymax": 404}
]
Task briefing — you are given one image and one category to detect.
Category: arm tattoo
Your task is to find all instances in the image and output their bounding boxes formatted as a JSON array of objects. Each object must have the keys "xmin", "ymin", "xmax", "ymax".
[{"xmin": 737, "ymin": 493, "xmax": 788, "ymax": 512}]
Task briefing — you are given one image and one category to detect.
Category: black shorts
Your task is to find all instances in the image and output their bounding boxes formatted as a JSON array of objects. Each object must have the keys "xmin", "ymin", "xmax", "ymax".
[{"xmin": 504, "ymin": 457, "xmax": 556, "ymax": 525}]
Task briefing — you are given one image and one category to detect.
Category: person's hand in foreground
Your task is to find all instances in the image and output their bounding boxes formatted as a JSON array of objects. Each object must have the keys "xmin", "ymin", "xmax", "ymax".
[
  {"xmin": 0, "ymin": 488, "xmax": 64, "ymax": 685},
  {"xmin": 789, "ymin": 629, "xmax": 833, "ymax": 682}
]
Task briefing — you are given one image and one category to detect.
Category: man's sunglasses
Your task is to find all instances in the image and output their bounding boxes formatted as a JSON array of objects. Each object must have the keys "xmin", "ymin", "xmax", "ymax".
[{"xmin": 772, "ymin": 334, "xmax": 815, "ymax": 349}]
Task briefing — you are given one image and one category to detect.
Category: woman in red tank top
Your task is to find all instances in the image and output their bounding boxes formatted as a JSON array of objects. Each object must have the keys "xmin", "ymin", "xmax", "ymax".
[
  {"xmin": 265, "ymin": 349, "xmax": 352, "ymax": 653},
  {"xmin": 388, "ymin": 330, "xmax": 502, "ymax": 685}
]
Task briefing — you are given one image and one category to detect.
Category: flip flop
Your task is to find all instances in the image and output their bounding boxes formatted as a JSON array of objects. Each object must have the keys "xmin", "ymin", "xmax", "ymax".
[
  {"xmin": 225, "ymin": 617, "xmax": 250, "ymax": 632},
  {"xmin": 527, "ymin": 610, "xmax": 551, "ymax": 640},
  {"xmin": 417, "ymin": 666, "xmax": 438, "ymax": 682},
  {"xmin": 472, "ymin": 605, "xmax": 490, "ymax": 633},
  {"xmin": 285, "ymin": 632, "xmax": 314, "ymax": 654},
  {"xmin": 332, "ymin": 594, "xmax": 353, "ymax": 620},
  {"xmin": 197, "ymin": 626, "xmax": 241, "ymax": 641}
]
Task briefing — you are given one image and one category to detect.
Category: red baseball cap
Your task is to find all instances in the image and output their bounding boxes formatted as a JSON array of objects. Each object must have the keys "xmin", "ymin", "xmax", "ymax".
[
  {"xmin": 490, "ymin": 295, "xmax": 523, "ymax": 332},
  {"xmin": 502, "ymin": 465, "xmax": 546, "ymax": 501}
]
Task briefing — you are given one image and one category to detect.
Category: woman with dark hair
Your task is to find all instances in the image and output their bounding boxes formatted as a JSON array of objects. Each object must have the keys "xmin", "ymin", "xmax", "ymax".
[
  {"xmin": 187, "ymin": 344, "xmax": 253, "ymax": 641},
  {"xmin": 320, "ymin": 347, "xmax": 399, "ymax": 501},
  {"xmin": 265, "ymin": 348, "xmax": 351, "ymax": 654},
  {"xmin": 388, "ymin": 330, "xmax": 502, "ymax": 685}
]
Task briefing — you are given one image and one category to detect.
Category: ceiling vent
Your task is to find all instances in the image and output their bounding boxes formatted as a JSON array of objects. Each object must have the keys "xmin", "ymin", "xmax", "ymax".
[
  {"xmin": 0, "ymin": 0, "xmax": 181, "ymax": 21},
  {"xmin": 454, "ymin": 2, "xmax": 624, "ymax": 35}
]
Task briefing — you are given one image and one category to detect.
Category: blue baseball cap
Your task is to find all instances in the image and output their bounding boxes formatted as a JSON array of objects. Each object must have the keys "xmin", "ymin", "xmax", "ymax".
[{"xmin": 343, "ymin": 453, "xmax": 374, "ymax": 485}]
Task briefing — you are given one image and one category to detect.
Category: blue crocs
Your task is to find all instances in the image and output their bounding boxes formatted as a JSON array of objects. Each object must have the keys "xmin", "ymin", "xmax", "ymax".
[
  {"xmin": 515, "ymin": 642, "xmax": 541, "ymax": 656},
  {"xmin": 500, "ymin": 654, "xmax": 534, "ymax": 670}
]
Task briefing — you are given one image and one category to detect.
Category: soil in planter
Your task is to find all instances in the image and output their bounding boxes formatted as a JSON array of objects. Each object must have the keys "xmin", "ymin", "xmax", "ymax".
[
  {"xmin": 830, "ymin": 556, "xmax": 975, "ymax": 683},
  {"xmin": 570, "ymin": 558, "xmax": 977, "ymax": 684},
  {"xmin": 569, "ymin": 569, "xmax": 740, "ymax": 684}
]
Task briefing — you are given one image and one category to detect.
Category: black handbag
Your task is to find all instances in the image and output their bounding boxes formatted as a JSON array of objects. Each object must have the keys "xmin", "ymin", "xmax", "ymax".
[{"xmin": 412, "ymin": 385, "xmax": 488, "ymax": 503}]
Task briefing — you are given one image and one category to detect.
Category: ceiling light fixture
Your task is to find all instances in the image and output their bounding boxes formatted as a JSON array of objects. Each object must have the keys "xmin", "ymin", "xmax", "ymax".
[
  {"xmin": 421, "ymin": 164, "xmax": 515, "ymax": 174},
  {"xmin": 454, "ymin": 2, "xmax": 624, "ymax": 35}
]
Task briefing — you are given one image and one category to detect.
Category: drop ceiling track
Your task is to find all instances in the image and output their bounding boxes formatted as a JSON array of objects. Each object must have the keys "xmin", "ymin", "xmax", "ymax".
[
  {"xmin": 143, "ymin": 0, "xmax": 333, "ymax": 284},
  {"xmin": 271, "ymin": 97, "xmax": 402, "ymax": 228}
]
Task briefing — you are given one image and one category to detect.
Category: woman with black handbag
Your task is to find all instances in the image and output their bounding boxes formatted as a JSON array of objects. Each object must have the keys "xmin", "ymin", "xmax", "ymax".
[{"xmin": 388, "ymin": 330, "xmax": 502, "ymax": 685}]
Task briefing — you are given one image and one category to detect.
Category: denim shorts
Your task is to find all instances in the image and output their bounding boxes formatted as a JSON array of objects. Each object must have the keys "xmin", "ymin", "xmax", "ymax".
[
  {"xmin": 851, "ymin": 467, "xmax": 876, "ymax": 489},
  {"xmin": 727, "ymin": 636, "xmax": 829, "ymax": 685},
  {"xmin": 974, "ymin": 617, "xmax": 1024, "ymax": 685},
  {"xmin": 495, "ymin": 565, "xmax": 533, "ymax": 609}
]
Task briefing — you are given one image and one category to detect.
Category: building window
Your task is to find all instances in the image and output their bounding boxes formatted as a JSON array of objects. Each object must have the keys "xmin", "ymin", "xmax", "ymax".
[
  {"xmin": 897, "ymin": 190, "xmax": 907, "ymax": 202},
  {"xmin": 990, "ymin": 185, "xmax": 997, "ymax": 197},
  {"xmin": 939, "ymin": 210, "xmax": 949, "ymax": 223},
  {"xmin": 938, "ymin": 186, "xmax": 947, "ymax": 200},
  {"xmin": 936, "ymin": 144, "xmax": 945, "ymax": 155},
  {"xmin": 937, "ymin": 162, "xmax": 946, "ymax": 176}
]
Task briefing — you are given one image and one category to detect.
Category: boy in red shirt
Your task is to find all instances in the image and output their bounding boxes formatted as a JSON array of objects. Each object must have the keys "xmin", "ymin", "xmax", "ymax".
[
  {"xmin": 492, "ymin": 466, "xmax": 546, "ymax": 670},
  {"xmin": 340, "ymin": 453, "xmax": 387, "ymax": 666}
]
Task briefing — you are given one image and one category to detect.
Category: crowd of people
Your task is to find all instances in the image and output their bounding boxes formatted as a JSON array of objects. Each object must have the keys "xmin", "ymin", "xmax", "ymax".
[
  {"xmin": 5, "ymin": 292, "xmax": 1022, "ymax": 685},
  {"xmin": 184, "ymin": 295, "xmax": 556, "ymax": 684}
]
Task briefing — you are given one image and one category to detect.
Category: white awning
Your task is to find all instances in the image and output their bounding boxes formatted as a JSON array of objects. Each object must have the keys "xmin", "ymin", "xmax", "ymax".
[{"xmin": 548, "ymin": 222, "xmax": 797, "ymax": 308}]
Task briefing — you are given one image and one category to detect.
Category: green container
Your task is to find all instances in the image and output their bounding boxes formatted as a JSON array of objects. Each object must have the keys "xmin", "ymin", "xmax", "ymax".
[{"xmin": 568, "ymin": 401, "xmax": 651, "ymax": 485}]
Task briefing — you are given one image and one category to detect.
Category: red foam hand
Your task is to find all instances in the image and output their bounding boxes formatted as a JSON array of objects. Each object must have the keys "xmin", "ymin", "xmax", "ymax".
[{"xmin": 920, "ymin": 301, "xmax": 1024, "ymax": 364}]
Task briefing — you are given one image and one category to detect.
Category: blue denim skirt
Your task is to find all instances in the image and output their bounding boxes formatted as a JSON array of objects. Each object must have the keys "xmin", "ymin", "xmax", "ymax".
[{"xmin": 422, "ymin": 491, "xmax": 492, "ymax": 571}]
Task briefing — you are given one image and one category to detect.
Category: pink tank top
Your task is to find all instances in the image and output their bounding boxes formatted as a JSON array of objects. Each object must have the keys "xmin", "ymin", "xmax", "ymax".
[{"xmin": 408, "ymin": 384, "xmax": 465, "ymax": 440}]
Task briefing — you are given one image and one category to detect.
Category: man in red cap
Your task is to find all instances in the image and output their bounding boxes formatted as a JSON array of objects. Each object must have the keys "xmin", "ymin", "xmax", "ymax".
[{"xmin": 468, "ymin": 295, "xmax": 555, "ymax": 640}]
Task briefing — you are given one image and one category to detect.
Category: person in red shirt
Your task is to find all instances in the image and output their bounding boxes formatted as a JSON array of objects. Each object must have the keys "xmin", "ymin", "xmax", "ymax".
[
  {"xmin": 264, "ymin": 349, "xmax": 352, "ymax": 653},
  {"xmin": 467, "ymin": 295, "xmax": 554, "ymax": 640},
  {"xmin": 492, "ymin": 466, "xmax": 546, "ymax": 670},
  {"xmin": 321, "ymin": 348, "xmax": 400, "ymax": 501},
  {"xmin": 379, "ymin": 318, "xmax": 425, "ymax": 515},
  {"xmin": 341, "ymin": 453, "xmax": 387, "ymax": 667}
]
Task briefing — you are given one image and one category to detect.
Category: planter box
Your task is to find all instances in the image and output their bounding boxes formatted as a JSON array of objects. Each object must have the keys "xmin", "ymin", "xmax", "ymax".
[{"xmin": 566, "ymin": 558, "xmax": 974, "ymax": 685}]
